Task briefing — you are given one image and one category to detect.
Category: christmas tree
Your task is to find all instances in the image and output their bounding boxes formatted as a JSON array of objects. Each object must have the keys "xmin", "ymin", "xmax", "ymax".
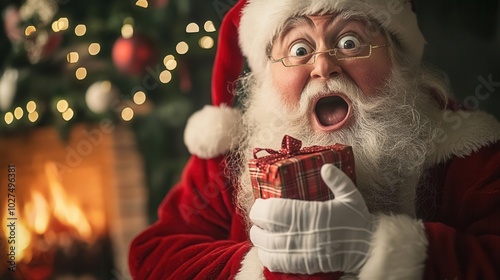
[{"xmin": 0, "ymin": 0, "xmax": 236, "ymax": 221}]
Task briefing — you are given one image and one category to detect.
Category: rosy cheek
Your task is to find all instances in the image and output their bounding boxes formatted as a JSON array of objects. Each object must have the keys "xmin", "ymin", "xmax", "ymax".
[
  {"xmin": 271, "ymin": 67, "xmax": 307, "ymax": 105},
  {"xmin": 351, "ymin": 56, "xmax": 392, "ymax": 97},
  {"xmin": 358, "ymin": 69, "xmax": 389, "ymax": 96}
]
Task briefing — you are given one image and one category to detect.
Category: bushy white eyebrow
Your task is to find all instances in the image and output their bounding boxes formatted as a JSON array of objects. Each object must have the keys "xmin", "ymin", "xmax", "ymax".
[
  {"xmin": 269, "ymin": 12, "xmax": 377, "ymax": 53},
  {"xmin": 279, "ymin": 17, "xmax": 313, "ymax": 38}
]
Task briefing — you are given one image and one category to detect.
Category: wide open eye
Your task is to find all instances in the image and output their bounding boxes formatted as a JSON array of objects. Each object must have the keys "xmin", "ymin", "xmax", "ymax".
[
  {"xmin": 337, "ymin": 35, "xmax": 361, "ymax": 49},
  {"xmin": 289, "ymin": 42, "xmax": 314, "ymax": 57}
]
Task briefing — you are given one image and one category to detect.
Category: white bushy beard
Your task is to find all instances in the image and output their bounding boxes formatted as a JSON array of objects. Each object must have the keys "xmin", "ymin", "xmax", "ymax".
[{"xmin": 231, "ymin": 65, "xmax": 442, "ymax": 218}]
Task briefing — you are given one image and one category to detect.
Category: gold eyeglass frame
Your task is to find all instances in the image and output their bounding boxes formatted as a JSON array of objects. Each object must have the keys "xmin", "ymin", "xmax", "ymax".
[{"xmin": 269, "ymin": 44, "xmax": 390, "ymax": 67}]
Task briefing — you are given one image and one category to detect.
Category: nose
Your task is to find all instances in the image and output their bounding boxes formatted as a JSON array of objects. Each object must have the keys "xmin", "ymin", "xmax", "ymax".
[{"xmin": 310, "ymin": 51, "xmax": 342, "ymax": 79}]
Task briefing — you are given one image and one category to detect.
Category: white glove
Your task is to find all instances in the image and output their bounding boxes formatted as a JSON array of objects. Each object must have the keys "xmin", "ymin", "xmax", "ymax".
[{"xmin": 249, "ymin": 164, "xmax": 374, "ymax": 274}]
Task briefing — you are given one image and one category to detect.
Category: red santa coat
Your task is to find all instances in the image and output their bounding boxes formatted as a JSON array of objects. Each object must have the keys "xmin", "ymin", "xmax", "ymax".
[{"xmin": 129, "ymin": 109, "xmax": 500, "ymax": 279}]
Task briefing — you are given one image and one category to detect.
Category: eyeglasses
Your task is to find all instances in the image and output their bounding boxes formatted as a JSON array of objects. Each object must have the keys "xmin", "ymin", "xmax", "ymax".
[{"xmin": 268, "ymin": 44, "xmax": 390, "ymax": 67}]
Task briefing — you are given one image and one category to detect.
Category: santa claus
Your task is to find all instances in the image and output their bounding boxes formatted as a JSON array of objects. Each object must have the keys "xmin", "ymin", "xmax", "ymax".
[{"xmin": 129, "ymin": 0, "xmax": 500, "ymax": 279}]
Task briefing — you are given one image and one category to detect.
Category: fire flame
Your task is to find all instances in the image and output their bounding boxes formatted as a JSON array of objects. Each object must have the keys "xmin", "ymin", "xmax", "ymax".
[
  {"xmin": 24, "ymin": 191, "xmax": 50, "ymax": 235},
  {"xmin": 45, "ymin": 162, "xmax": 92, "ymax": 240},
  {"xmin": 16, "ymin": 220, "xmax": 33, "ymax": 262},
  {"xmin": 1, "ymin": 207, "xmax": 32, "ymax": 263},
  {"xmin": 2, "ymin": 161, "xmax": 96, "ymax": 264}
]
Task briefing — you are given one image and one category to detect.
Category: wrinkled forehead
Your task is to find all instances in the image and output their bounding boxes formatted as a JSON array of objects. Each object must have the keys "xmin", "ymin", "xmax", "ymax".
[
  {"xmin": 270, "ymin": 13, "xmax": 383, "ymax": 48},
  {"xmin": 272, "ymin": 12, "xmax": 381, "ymax": 42}
]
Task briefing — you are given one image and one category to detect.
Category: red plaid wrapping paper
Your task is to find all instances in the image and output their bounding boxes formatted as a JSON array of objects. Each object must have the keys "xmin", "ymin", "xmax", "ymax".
[{"xmin": 248, "ymin": 135, "xmax": 356, "ymax": 201}]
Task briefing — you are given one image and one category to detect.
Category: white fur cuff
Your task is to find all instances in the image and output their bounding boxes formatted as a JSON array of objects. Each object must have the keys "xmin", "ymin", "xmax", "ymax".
[
  {"xmin": 358, "ymin": 214, "xmax": 428, "ymax": 280},
  {"xmin": 183, "ymin": 104, "xmax": 241, "ymax": 159},
  {"xmin": 235, "ymin": 247, "xmax": 265, "ymax": 280}
]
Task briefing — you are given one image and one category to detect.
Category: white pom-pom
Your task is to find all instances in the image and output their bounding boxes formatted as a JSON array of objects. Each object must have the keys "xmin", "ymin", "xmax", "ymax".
[{"xmin": 184, "ymin": 104, "xmax": 241, "ymax": 159}]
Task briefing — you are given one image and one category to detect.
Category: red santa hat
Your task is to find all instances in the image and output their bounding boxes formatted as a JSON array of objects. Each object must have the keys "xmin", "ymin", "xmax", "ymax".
[
  {"xmin": 184, "ymin": 0, "xmax": 246, "ymax": 159},
  {"xmin": 184, "ymin": 0, "xmax": 425, "ymax": 159},
  {"xmin": 239, "ymin": 0, "xmax": 424, "ymax": 73}
]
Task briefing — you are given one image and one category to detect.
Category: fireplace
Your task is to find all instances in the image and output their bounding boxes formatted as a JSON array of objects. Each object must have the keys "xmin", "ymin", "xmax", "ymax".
[{"xmin": 0, "ymin": 122, "xmax": 148, "ymax": 279}]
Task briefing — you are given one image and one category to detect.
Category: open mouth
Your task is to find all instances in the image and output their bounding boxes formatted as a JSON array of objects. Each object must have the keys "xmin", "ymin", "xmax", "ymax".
[{"xmin": 313, "ymin": 94, "xmax": 351, "ymax": 130}]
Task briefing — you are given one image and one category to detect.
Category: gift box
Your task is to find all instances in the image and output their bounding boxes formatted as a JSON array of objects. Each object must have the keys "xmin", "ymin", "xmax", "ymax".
[{"xmin": 248, "ymin": 135, "xmax": 356, "ymax": 201}]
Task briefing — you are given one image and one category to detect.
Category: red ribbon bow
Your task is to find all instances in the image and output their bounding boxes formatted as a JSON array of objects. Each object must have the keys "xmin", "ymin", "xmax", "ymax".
[{"xmin": 253, "ymin": 135, "xmax": 326, "ymax": 171}]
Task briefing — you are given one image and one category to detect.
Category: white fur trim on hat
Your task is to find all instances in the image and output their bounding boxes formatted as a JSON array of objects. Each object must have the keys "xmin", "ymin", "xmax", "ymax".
[
  {"xmin": 358, "ymin": 214, "xmax": 428, "ymax": 279},
  {"xmin": 239, "ymin": 0, "xmax": 425, "ymax": 72},
  {"xmin": 183, "ymin": 105, "xmax": 241, "ymax": 159}
]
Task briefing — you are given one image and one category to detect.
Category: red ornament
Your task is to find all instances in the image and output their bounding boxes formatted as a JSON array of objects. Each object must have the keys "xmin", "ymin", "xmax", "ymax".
[
  {"xmin": 112, "ymin": 35, "xmax": 157, "ymax": 76},
  {"xmin": 42, "ymin": 33, "xmax": 63, "ymax": 57},
  {"xmin": 152, "ymin": 0, "xmax": 170, "ymax": 8}
]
